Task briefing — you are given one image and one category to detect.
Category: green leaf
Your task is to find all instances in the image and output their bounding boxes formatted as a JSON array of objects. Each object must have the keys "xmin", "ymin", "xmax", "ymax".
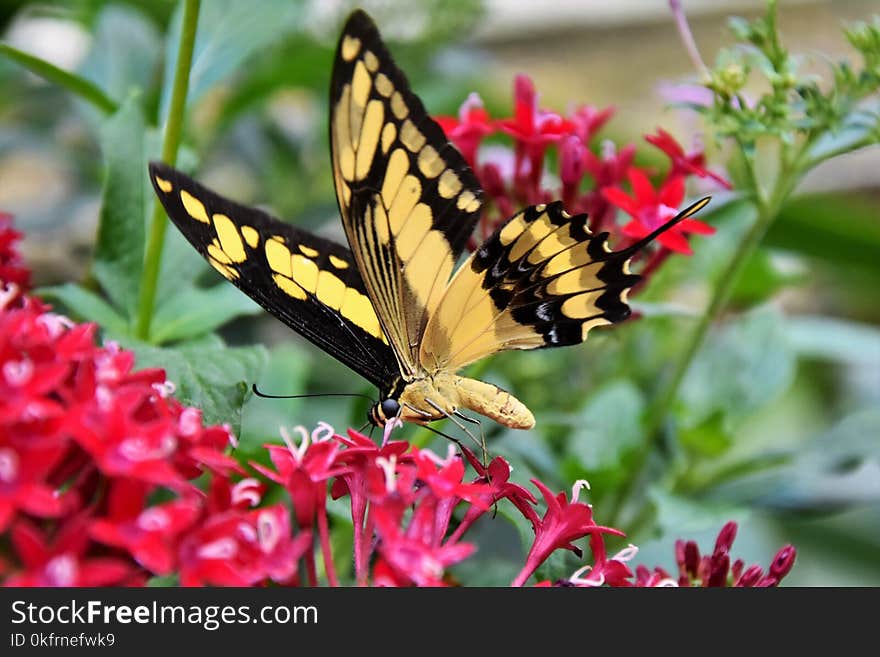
[
  {"xmin": 93, "ymin": 96, "xmax": 147, "ymax": 324},
  {"xmin": 125, "ymin": 334, "xmax": 268, "ymax": 434},
  {"xmin": 78, "ymin": 5, "xmax": 162, "ymax": 103},
  {"xmin": 159, "ymin": 0, "xmax": 304, "ymax": 122},
  {"xmin": 679, "ymin": 412, "xmax": 734, "ymax": 458},
  {"xmin": 564, "ymin": 380, "xmax": 645, "ymax": 472},
  {"xmin": 782, "ymin": 315, "xmax": 880, "ymax": 364},
  {"xmin": 0, "ymin": 42, "xmax": 117, "ymax": 114},
  {"xmin": 36, "ymin": 283, "xmax": 128, "ymax": 336},
  {"xmin": 729, "ymin": 246, "xmax": 805, "ymax": 307},
  {"xmin": 150, "ymin": 283, "xmax": 262, "ymax": 344},
  {"xmin": 707, "ymin": 409, "xmax": 880, "ymax": 510},
  {"xmin": 681, "ymin": 306, "xmax": 796, "ymax": 425}
]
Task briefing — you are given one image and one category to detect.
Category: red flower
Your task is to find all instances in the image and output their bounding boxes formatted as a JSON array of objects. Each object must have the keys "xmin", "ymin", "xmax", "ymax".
[
  {"xmin": 645, "ymin": 128, "xmax": 732, "ymax": 189},
  {"xmin": 0, "ymin": 213, "xmax": 30, "ymax": 305},
  {"xmin": 569, "ymin": 104, "xmax": 615, "ymax": 145},
  {"xmin": 435, "ymin": 92, "xmax": 495, "ymax": 167},
  {"xmin": 602, "ymin": 167, "xmax": 715, "ymax": 254},
  {"xmin": 498, "ymin": 74, "xmax": 575, "ymax": 149},
  {"xmin": 512, "ymin": 480, "xmax": 623, "ymax": 587},
  {"xmin": 177, "ymin": 505, "xmax": 309, "ymax": 586},
  {"xmin": 371, "ymin": 502, "xmax": 475, "ymax": 587},
  {"xmin": 663, "ymin": 521, "xmax": 796, "ymax": 587},
  {"xmin": 5, "ymin": 515, "xmax": 136, "ymax": 587},
  {"xmin": 90, "ymin": 480, "xmax": 202, "ymax": 575}
]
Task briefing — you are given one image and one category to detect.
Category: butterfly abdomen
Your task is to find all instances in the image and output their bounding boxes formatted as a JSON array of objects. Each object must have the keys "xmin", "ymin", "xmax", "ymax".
[{"xmin": 440, "ymin": 373, "xmax": 535, "ymax": 430}]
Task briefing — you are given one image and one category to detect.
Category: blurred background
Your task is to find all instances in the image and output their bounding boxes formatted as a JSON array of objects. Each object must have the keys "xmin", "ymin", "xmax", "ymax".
[{"xmin": 1, "ymin": 0, "xmax": 878, "ymax": 585}]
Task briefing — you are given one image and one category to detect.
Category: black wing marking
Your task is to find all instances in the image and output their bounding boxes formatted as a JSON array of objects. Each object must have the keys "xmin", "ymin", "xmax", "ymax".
[{"xmin": 149, "ymin": 161, "xmax": 399, "ymax": 389}]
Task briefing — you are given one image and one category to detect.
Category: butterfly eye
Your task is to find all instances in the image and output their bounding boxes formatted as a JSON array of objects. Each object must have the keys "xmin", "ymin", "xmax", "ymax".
[{"xmin": 381, "ymin": 398, "xmax": 400, "ymax": 419}]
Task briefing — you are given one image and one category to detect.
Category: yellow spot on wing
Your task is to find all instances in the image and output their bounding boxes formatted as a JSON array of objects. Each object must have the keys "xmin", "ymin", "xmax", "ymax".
[
  {"xmin": 395, "ymin": 203, "xmax": 433, "ymax": 260},
  {"xmin": 438, "ymin": 170, "xmax": 462, "ymax": 199},
  {"xmin": 499, "ymin": 213, "xmax": 527, "ymax": 246},
  {"xmin": 213, "ymin": 214, "xmax": 246, "ymax": 263},
  {"xmin": 180, "ymin": 190, "xmax": 209, "ymax": 223},
  {"xmin": 418, "ymin": 146, "xmax": 444, "ymax": 178},
  {"xmin": 581, "ymin": 316, "xmax": 611, "ymax": 340},
  {"xmin": 298, "ymin": 244, "xmax": 319, "ymax": 258},
  {"xmin": 329, "ymin": 255, "xmax": 349, "ymax": 270},
  {"xmin": 375, "ymin": 73, "xmax": 393, "ymax": 97},
  {"xmin": 209, "ymin": 257, "xmax": 239, "ymax": 280},
  {"xmin": 208, "ymin": 244, "xmax": 232, "ymax": 265},
  {"xmin": 364, "ymin": 50, "xmax": 379, "ymax": 72},
  {"xmin": 316, "ymin": 270, "xmax": 346, "ymax": 309},
  {"xmin": 155, "ymin": 176, "xmax": 172, "ymax": 193},
  {"xmin": 381, "ymin": 122, "xmax": 396, "ymax": 154},
  {"xmin": 546, "ymin": 262, "xmax": 604, "ymax": 296},
  {"xmin": 391, "ymin": 91, "xmax": 408, "ymax": 119},
  {"xmin": 340, "ymin": 145, "xmax": 355, "ymax": 181},
  {"xmin": 291, "ymin": 254, "xmax": 319, "ymax": 293},
  {"xmin": 381, "ymin": 149, "xmax": 409, "ymax": 203},
  {"xmin": 509, "ymin": 211, "xmax": 553, "ymax": 262},
  {"xmin": 265, "ymin": 238, "xmax": 292, "ymax": 277},
  {"xmin": 388, "ymin": 175, "xmax": 422, "ymax": 236},
  {"xmin": 528, "ymin": 229, "xmax": 576, "ymax": 264},
  {"xmin": 273, "ymin": 273, "xmax": 307, "ymax": 300},
  {"xmin": 457, "ymin": 190, "xmax": 479, "ymax": 212},
  {"xmin": 561, "ymin": 290, "xmax": 604, "ymax": 319},
  {"xmin": 341, "ymin": 287, "xmax": 383, "ymax": 339},
  {"xmin": 241, "ymin": 225, "xmax": 259, "ymax": 248},
  {"xmin": 352, "ymin": 60, "xmax": 371, "ymax": 110},
  {"xmin": 341, "ymin": 35, "xmax": 360, "ymax": 61},
  {"xmin": 357, "ymin": 100, "xmax": 384, "ymax": 180},
  {"xmin": 400, "ymin": 119, "xmax": 426, "ymax": 152}
]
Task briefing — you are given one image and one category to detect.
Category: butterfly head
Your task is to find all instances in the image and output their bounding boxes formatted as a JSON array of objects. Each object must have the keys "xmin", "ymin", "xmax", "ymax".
[{"xmin": 368, "ymin": 397, "xmax": 401, "ymax": 427}]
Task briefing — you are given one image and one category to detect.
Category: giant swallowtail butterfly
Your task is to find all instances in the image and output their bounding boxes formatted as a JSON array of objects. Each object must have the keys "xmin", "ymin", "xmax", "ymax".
[{"xmin": 150, "ymin": 9, "xmax": 709, "ymax": 431}]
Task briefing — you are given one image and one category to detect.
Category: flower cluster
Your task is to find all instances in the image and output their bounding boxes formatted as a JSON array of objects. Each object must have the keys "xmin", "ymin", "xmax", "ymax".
[
  {"xmin": 436, "ymin": 76, "xmax": 729, "ymax": 262},
  {"xmin": 0, "ymin": 218, "xmax": 796, "ymax": 587}
]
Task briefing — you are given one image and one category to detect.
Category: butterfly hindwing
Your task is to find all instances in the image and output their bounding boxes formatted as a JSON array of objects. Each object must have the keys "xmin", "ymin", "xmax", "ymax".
[
  {"xmin": 420, "ymin": 202, "xmax": 640, "ymax": 371},
  {"xmin": 329, "ymin": 9, "xmax": 483, "ymax": 377},
  {"xmin": 149, "ymin": 161, "xmax": 399, "ymax": 389}
]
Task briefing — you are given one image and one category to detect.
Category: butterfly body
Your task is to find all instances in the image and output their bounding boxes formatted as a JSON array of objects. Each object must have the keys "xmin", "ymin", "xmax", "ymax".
[{"xmin": 149, "ymin": 10, "xmax": 709, "ymax": 432}]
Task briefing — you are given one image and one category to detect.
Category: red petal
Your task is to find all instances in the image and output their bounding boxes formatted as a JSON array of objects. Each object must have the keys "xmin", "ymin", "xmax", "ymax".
[
  {"xmin": 627, "ymin": 167, "xmax": 657, "ymax": 205},
  {"xmin": 679, "ymin": 218, "xmax": 716, "ymax": 235},
  {"xmin": 658, "ymin": 229, "xmax": 693, "ymax": 254},
  {"xmin": 601, "ymin": 187, "xmax": 639, "ymax": 217},
  {"xmin": 659, "ymin": 175, "xmax": 686, "ymax": 207}
]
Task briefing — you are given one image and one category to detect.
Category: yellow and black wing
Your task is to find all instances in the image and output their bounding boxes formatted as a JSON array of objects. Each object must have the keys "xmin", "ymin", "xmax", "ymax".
[
  {"xmin": 149, "ymin": 162, "xmax": 399, "ymax": 389},
  {"xmin": 420, "ymin": 198, "xmax": 711, "ymax": 371},
  {"xmin": 329, "ymin": 10, "xmax": 483, "ymax": 379}
]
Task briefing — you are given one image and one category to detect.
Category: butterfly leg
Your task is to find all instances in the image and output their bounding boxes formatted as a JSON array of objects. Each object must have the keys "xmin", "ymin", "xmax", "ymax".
[
  {"xmin": 453, "ymin": 410, "xmax": 488, "ymax": 467},
  {"xmin": 425, "ymin": 399, "xmax": 484, "ymax": 458}
]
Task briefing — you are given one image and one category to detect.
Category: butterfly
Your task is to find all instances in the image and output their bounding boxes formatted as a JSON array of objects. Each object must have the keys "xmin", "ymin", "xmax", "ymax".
[{"xmin": 149, "ymin": 9, "xmax": 710, "ymax": 433}]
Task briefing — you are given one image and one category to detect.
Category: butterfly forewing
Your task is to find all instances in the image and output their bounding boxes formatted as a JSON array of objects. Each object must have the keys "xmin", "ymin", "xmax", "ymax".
[
  {"xmin": 329, "ymin": 10, "xmax": 483, "ymax": 378},
  {"xmin": 149, "ymin": 162, "xmax": 399, "ymax": 389}
]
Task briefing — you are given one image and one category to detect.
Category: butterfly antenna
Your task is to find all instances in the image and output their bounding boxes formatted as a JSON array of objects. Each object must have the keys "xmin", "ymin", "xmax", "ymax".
[
  {"xmin": 251, "ymin": 384, "xmax": 375, "ymax": 404},
  {"xmin": 613, "ymin": 196, "xmax": 712, "ymax": 259}
]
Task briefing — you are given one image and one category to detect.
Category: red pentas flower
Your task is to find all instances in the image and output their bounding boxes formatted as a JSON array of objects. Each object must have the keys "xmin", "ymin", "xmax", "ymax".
[
  {"xmin": 645, "ymin": 128, "xmax": 732, "ymax": 190},
  {"xmin": 0, "ymin": 213, "xmax": 30, "ymax": 305},
  {"xmin": 435, "ymin": 92, "xmax": 495, "ymax": 167},
  {"xmin": 602, "ymin": 168, "xmax": 715, "ymax": 254}
]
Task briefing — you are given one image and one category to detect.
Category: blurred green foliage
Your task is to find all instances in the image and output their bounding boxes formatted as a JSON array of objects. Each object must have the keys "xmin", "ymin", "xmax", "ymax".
[{"xmin": 1, "ymin": 0, "xmax": 878, "ymax": 585}]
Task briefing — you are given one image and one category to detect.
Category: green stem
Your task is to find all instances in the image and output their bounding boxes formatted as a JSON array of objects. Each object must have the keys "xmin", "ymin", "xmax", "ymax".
[
  {"xmin": 607, "ymin": 156, "xmax": 801, "ymax": 526},
  {"xmin": 135, "ymin": 0, "xmax": 201, "ymax": 341},
  {"xmin": 0, "ymin": 43, "xmax": 118, "ymax": 114}
]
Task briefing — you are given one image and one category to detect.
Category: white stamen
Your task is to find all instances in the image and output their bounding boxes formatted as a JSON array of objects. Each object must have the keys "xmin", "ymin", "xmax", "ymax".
[
  {"xmin": 3, "ymin": 358, "xmax": 33, "ymax": 386},
  {"xmin": 571, "ymin": 479, "xmax": 591, "ymax": 502},
  {"xmin": 37, "ymin": 312, "xmax": 74, "ymax": 339},
  {"xmin": 197, "ymin": 537, "xmax": 238, "ymax": 560},
  {"xmin": 119, "ymin": 434, "xmax": 177, "ymax": 461},
  {"xmin": 177, "ymin": 408, "xmax": 201, "ymax": 437},
  {"xmin": 0, "ymin": 448, "xmax": 19, "ymax": 483},
  {"xmin": 613, "ymin": 544, "xmax": 639, "ymax": 563},
  {"xmin": 312, "ymin": 421, "xmax": 335, "ymax": 442},
  {"xmin": 45, "ymin": 554, "xmax": 77, "ymax": 586},
  {"xmin": 376, "ymin": 455, "xmax": 398, "ymax": 493},
  {"xmin": 279, "ymin": 425, "xmax": 310, "ymax": 464},
  {"xmin": 151, "ymin": 380, "xmax": 176, "ymax": 398},
  {"xmin": 257, "ymin": 510, "xmax": 280, "ymax": 553},
  {"xmin": 137, "ymin": 508, "xmax": 171, "ymax": 531},
  {"xmin": 231, "ymin": 478, "xmax": 262, "ymax": 507},
  {"xmin": 0, "ymin": 283, "xmax": 19, "ymax": 310}
]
